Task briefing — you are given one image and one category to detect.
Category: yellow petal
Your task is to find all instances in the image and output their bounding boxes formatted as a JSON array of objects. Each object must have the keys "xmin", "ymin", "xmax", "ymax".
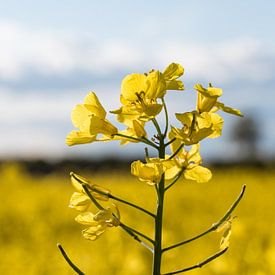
[
  {"xmin": 168, "ymin": 131, "xmax": 184, "ymax": 155},
  {"xmin": 194, "ymin": 84, "xmax": 223, "ymax": 98},
  {"xmin": 131, "ymin": 160, "xmax": 163, "ymax": 185},
  {"xmin": 146, "ymin": 70, "xmax": 166, "ymax": 99},
  {"xmin": 82, "ymin": 224, "xmax": 107, "ymax": 241},
  {"xmin": 166, "ymin": 80, "xmax": 184, "ymax": 91},
  {"xmin": 75, "ymin": 212, "xmax": 98, "ymax": 225},
  {"xmin": 205, "ymin": 113, "xmax": 224, "ymax": 138},
  {"xmin": 132, "ymin": 120, "xmax": 147, "ymax": 137},
  {"xmin": 70, "ymin": 172, "xmax": 90, "ymax": 192},
  {"xmin": 121, "ymin": 73, "xmax": 147, "ymax": 101},
  {"xmin": 84, "ymin": 92, "xmax": 106, "ymax": 119},
  {"xmin": 71, "ymin": 104, "xmax": 91, "ymax": 131},
  {"xmin": 163, "ymin": 63, "xmax": 184, "ymax": 81},
  {"xmin": 184, "ymin": 166, "xmax": 212, "ymax": 183},
  {"xmin": 66, "ymin": 131, "xmax": 96, "ymax": 146},
  {"xmin": 69, "ymin": 192, "xmax": 90, "ymax": 211},
  {"xmin": 89, "ymin": 116, "xmax": 118, "ymax": 136},
  {"xmin": 215, "ymin": 101, "xmax": 244, "ymax": 117}
]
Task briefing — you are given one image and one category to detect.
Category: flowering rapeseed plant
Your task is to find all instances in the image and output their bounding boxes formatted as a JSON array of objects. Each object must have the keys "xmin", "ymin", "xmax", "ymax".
[{"xmin": 59, "ymin": 62, "xmax": 246, "ymax": 275}]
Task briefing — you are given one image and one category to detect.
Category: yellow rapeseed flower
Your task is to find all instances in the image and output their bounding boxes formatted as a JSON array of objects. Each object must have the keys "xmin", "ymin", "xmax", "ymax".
[
  {"xmin": 194, "ymin": 83, "xmax": 243, "ymax": 117},
  {"xmin": 75, "ymin": 205, "xmax": 120, "ymax": 241},
  {"xmin": 131, "ymin": 160, "xmax": 164, "ymax": 185},
  {"xmin": 66, "ymin": 92, "xmax": 118, "ymax": 146},
  {"xmin": 165, "ymin": 144, "xmax": 212, "ymax": 183}
]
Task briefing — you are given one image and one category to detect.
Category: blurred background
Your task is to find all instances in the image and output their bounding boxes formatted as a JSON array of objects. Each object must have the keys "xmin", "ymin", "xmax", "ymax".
[{"xmin": 1, "ymin": 1, "xmax": 275, "ymax": 274}]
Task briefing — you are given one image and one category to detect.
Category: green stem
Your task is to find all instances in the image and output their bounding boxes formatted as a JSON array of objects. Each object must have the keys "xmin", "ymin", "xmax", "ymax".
[
  {"xmin": 164, "ymin": 138, "xmax": 176, "ymax": 148},
  {"xmin": 162, "ymin": 248, "xmax": 228, "ymax": 274},
  {"xmin": 74, "ymin": 174, "xmax": 155, "ymax": 218},
  {"xmin": 57, "ymin": 244, "xmax": 85, "ymax": 275},
  {"xmin": 153, "ymin": 138, "xmax": 165, "ymax": 275},
  {"xmin": 152, "ymin": 118, "xmax": 163, "ymax": 138},
  {"xmin": 83, "ymin": 184, "xmax": 103, "ymax": 210},
  {"xmin": 162, "ymin": 185, "xmax": 246, "ymax": 253},
  {"xmin": 168, "ymin": 144, "xmax": 184, "ymax": 160},
  {"xmin": 165, "ymin": 170, "xmax": 184, "ymax": 191},
  {"xmin": 114, "ymin": 133, "xmax": 158, "ymax": 149},
  {"xmin": 161, "ymin": 98, "xmax": 169, "ymax": 137},
  {"xmin": 120, "ymin": 222, "xmax": 155, "ymax": 245},
  {"xmin": 109, "ymin": 194, "xmax": 156, "ymax": 218}
]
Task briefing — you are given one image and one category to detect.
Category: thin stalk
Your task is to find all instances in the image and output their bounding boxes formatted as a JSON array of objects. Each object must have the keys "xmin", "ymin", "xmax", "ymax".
[
  {"xmin": 74, "ymin": 175, "xmax": 155, "ymax": 218},
  {"xmin": 114, "ymin": 133, "xmax": 158, "ymax": 149},
  {"xmin": 109, "ymin": 194, "xmax": 155, "ymax": 218},
  {"xmin": 162, "ymin": 248, "xmax": 228, "ymax": 275},
  {"xmin": 168, "ymin": 144, "xmax": 184, "ymax": 160},
  {"xmin": 165, "ymin": 138, "xmax": 176, "ymax": 148},
  {"xmin": 120, "ymin": 222, "xmax": 155, "ymax": 245},
  {"xmin": 57, "ymin": 244, "xmax": 85, "ymax": 275},
  {"xmin": 161, "ymin": 98, "xmax": 169, "ymax": 137},
  {"xmin": 153, "ymin": 138, "xmax": 165, "ymax": 275},
  {"xmin": 82, "ymin": 184, "xmax": 103, "ymax": 210},
  {"xmin": 162, "ymin": 185, "xmax": 246, "ymax": 253},
  {"xmin": 165, "ymin": 170, "xmax": 184, "ymax": 191},
  {"xmin": 152, "ymin": 118, "xmax": 163, "ymax": 138}
]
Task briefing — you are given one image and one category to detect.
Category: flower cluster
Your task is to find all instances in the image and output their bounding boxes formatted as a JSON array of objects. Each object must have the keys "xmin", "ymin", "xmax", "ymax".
[
  {"xmin": 66, "ymin": 62, "xmax": 242, "ymax": 248},
  {"xmin": 69, "ymin": 172, "xmax": 120, "ymax": 240}
]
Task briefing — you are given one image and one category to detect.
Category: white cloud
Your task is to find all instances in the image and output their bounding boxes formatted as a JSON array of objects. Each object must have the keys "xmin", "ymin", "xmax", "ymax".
[{"xmin": 0, "ymin": 21, "xmax": 275, "ymax": 84}]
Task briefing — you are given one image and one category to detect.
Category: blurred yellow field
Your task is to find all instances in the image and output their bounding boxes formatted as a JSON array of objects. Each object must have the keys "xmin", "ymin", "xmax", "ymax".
[{"xmin": 1, "ymin": 163, "xmax": 274, "ymax": 275}]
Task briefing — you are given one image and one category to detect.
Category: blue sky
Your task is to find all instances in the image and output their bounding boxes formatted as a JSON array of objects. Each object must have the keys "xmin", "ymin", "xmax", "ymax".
[{"xmin": 0, "ymin": 0, "xmax": 274, "ymax": 160}]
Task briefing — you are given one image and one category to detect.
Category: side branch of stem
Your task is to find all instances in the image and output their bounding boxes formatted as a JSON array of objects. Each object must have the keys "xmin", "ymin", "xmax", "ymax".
[
  {"xmin": 162, "ymin": 248, "xmax": 228, "ymax": 275},
  {"xmin": 57, "ymin": 244, "xmax": 85, "ymax": 275},
  {"xmin": 162, "ymin": 185, "xmax": 246, "ymax": 253}
]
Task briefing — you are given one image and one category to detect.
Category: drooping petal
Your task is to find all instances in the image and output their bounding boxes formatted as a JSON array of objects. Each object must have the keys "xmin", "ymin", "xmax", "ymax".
[
  {"xmin": 82, "ymin": 224, "xmax": 107, "ymax": 241},
  {"xmin": 75, "ymin": 212, "xmax": 98, "ymax": 225},
  {"xmin": 166, "ymin": 80, "xmax": 184, "ymax": 91},
  {"xmin": 215, "ymin": 101, "xmax": 244, "ymax": 117},
  {"xmin": 66, "ymin": 130, "xmax": 97, "ymax": 146},
  {"xmin": 69, "ymin": 192, "xmax": 90, "ymax": 211}
]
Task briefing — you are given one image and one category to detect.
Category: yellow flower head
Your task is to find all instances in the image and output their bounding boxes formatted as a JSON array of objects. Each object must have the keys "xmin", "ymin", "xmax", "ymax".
[
  {"xmin": 171, "ymin": 111, "xmax": 213, "ymax": 145},
  {"xmin": 194, "ymin": 83, "xmax": 243, "ymax": 117},
  {"xmin": 75, "ymin": 204, "xmax": 120, "ymax": 241},
  {"xmin": 165, "ymin": 144, "xmax": 212, "ymax": 183},
  {"xmin": 163, "ymin": 63, "xmax": 184, "ymax": 91},
  {"xmin": 131, "ymin": 159, "xmax": 164, "ymax": 185},
  {"xmin": 194, "ymin": 83, "xmax": 222, "ymax": 113},
  {"xmin": 66, "ymin": 92, "xmax": 118, "ymax": 146}
]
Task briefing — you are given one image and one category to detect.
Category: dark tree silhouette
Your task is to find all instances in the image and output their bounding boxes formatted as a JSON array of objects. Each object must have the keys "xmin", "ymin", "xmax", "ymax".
[{"xmin": 232, "ymin": 116, "xmax": 260, "ymax": 161}]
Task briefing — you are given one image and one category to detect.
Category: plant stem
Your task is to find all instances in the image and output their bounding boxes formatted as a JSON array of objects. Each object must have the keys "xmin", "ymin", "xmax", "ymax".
[
  {"xmin": 162, "ymin": 185, "xmax": 246, "ymax": 253},
  {"xmin": 165, "ymin": 170, "xmax": 184, "ymax": 191},
  {"xmin": 153, "ymin": 138, "xmax": 165, "ymax": 275},
  {"xmin": 114, "ymin": 133, "xmax": 158, "ymax": 149},
  {"xmin": 57, "ymin": 244, "xmax": 85, "ymax": 275},
  {"xmin": 109, "ymin": 194, "xmax": 156, "ymax": 218},
  {"xmin": 162, "ymin": 248, "xmax": 228, "ymax": 274},
  {"xmin": 161, "ymin": 98, "xmax": 169, "ymax": 137}
]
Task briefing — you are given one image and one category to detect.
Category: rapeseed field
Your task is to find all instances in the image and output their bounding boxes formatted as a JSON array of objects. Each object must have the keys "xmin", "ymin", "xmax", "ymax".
[{"xmin": 0, "ymin": 163, "xmax": 274, "ymax": 274}]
